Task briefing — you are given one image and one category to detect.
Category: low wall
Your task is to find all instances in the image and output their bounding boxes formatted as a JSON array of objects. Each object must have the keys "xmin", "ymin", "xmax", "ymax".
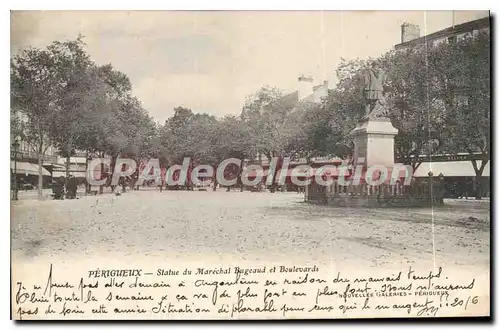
[{"xmin": 306, "ymin": 177, "xmax": 445, "ymax": 208}]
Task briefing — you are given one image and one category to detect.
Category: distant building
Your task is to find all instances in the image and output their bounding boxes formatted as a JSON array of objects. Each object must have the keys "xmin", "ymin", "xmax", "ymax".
[
  {"xmin": 11, "ymin": 111, "xmax": 60, "ymax": 187},
  {"xmin": 406, "ymin": 153, "xmax": 490, "ymax": 198},
  {"xmin": 277, "ymin": 74, "xmax": 329, "ymax": 107},
  {"xmin": 394, "ymin": 16, "xmax": 490, "ymax": 50},
  {"xmin": 394, "ymin": 17, "xmax": 491, "ymax": 197},
  {"xmin": 52, "ymin": 153, "xmax": 89, "ymax": 182},
  {"xmin": 246, "ymin": 75, "xmax": 331, "ymax": 166}
]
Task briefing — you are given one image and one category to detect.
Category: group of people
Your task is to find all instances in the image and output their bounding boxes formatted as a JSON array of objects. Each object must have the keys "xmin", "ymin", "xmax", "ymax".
[
  {"xmin": 52, "ymin": 175, "xmax": 79, "ymax": 200},
  {"xmin": 447, "ymin": 180, "xmax": 486, "ymax": 199}
]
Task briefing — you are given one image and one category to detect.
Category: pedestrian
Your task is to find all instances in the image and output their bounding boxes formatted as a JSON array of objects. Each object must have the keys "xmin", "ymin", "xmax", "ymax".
[
  {"xmin": 53, "ymin": 176, "xmax": 65, "ymax": 200},
  {"xmin": 119, "ymin": 176, "xmax": 126, "ymax": 193},
  {"xmin": 66, "ymin": 175, "xmax": 77, "ymax": 199},
  {"xmin": 72, "ymin": 177, "xmax": 78, "ymax": 198},
  {"xmin": 65, "ymin": 176, "xmax": 71, "ymax": 199}
]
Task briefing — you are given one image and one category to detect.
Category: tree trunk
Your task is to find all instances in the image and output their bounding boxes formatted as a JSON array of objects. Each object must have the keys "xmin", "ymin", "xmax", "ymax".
[
  {"xmin": 212, "ymin": 167, "xmax": 217, "ymax": 191},
  {"xmin": 65, "ymin": 153, "xmax": 71, "ymax": 181},
  {"xmin": 99, "ymin": 151, "xmax": 104, "ymax": 194},
  {"xmin": 37, "ymin": 154, "xmax": 43, "ymax": 200},
  {"xmin": 471, "ymin": 159, "xmax": 488, "ymax": 200},
  {"xmin": 413, "ymin": 161, "xmax": 423, "ymax": 173},
  {"xmin": 109, "ymin": 153, "xmax": 120, "ymax": 193},
  {"xmin": 65, "ymin": 137, "xmax": 72, "ymax": 181},
  {"xmin": 85, "ymin": 151, "xmax": 90, "ymax": 194},
  {"xmin": 238, "ymin": 166, "xmax": 244, "ymax": 192},
  {"xmin": 269, "ymin": 151, "xmax": 277, "ymax": 192},
  {"xmin": 474, "ymin": 177, "xmax": 482, "ymax": 200}
]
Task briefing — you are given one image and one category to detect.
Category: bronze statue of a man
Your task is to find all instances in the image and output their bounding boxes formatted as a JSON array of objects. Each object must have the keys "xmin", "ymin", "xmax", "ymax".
[{"xmin": 363, "ymin": 62, "xmax": 385, "ymax": 116}]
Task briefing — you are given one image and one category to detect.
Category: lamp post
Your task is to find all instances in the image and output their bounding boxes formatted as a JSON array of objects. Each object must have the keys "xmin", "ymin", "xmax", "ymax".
[{"xmin": 12, "ymin": 139, "xmax": 20, "ymax": 201}]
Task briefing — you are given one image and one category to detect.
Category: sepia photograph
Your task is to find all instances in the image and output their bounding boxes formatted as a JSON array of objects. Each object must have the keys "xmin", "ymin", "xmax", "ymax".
[{"xmin": 10, "ymin": 9, "xmax": 491, "ymax": 320}]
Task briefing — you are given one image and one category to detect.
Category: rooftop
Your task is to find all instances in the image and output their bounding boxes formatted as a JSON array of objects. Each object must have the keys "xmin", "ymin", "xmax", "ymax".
[{"xmin": 395, "ymin": 16, "xmax": 490, "ymax": 49}]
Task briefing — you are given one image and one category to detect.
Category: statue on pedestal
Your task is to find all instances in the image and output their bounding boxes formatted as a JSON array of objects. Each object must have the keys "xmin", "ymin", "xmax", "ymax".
[{"xmin": 362, "ymin": 62, "xmax": 388, "ymax": 120}]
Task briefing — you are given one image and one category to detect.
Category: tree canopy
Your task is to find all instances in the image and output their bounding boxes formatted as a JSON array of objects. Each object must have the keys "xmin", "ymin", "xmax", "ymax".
[{"xmin": 11, "ymin": 31, "xmax": 490, "ymax": 198}]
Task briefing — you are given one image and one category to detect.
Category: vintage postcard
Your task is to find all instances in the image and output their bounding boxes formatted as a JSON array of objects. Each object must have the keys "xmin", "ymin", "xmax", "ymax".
[{"xmin": 10, "ymin": 10, "xmax": 491, "ymax": 320}]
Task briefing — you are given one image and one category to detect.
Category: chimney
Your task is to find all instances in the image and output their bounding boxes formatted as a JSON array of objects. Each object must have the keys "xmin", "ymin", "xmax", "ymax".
[
  {"xmin": 401, "ymin": 22, "xmax": 420, "ymax": 43},
  {"xmin": 298, "ymin": 74, "xmax": 314, "ymax": 100}
]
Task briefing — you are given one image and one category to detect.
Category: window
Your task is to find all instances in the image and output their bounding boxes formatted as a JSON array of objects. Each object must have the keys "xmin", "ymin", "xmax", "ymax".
[
  {"xmin": 457, "ymin": 33, "xmax": 471, "ymax": 41},
  {"xmin": 433, "ymin": 38, "xmax": 446, "ymax": 47},
  {"xmin": 456, "ymin": 95, "xmax": 469, "ymax": 107}
]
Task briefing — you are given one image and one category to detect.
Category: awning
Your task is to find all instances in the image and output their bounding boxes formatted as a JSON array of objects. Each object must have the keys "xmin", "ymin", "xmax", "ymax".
[
  {"xmin": 50, "ymin": 164, "xmax": 66, "ymax": 170},
  {"xmin": 56, "ymin": 156, "xmax": 88, "ymax": 166},
  {"xmin": 53, "ymin": 171, "xmax": 86, "ymax": 179},
  {"xmin": 413, "ymin": 161, "xmax": 490, "ymax": 177},
  {"xmin": 11, "ymin": 161, "xmax": 51, "ymax": 176}
]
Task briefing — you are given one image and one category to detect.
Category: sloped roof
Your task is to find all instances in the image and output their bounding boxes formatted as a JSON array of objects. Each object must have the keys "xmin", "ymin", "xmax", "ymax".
[{"xmin": 279, "ymin": 90, "xmax": 299, "ymax": 106}]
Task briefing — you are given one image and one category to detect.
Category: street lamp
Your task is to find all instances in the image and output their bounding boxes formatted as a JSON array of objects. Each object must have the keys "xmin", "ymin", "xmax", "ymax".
[{"xmin": 12, "ymin": 138, "xmax": 20, "ymax": 201}]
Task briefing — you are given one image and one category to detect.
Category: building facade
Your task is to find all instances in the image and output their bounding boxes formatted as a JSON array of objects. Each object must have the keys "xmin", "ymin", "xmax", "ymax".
[
  {"xmin": 246, "ymin": 74, "xmax": 331, "ymax": 166},
  {"xmin": 280, "ymin": 74, "xmax": 330, "ymax": 106},
  {"xmin": 11, "ymin": 111, "xmax": 60, "ymax": 189},
  {"xmin": 52, "ymin": 152, "xmax": 89, "ymax": 183},
  {"xmin": 394, "ymin": 16, "xmax": 491, "ymax": 198},
  {"xmin": 394, "ymin": 16, "xmax": 490, "ymax": 50}
]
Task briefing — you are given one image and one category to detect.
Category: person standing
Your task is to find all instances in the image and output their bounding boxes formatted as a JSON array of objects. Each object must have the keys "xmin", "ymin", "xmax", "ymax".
[
  {"xmin": 53, "ymin": 176, "xmax": 65, "ymax": 200},
  {"xmin": 66, "ymin": 175, "xmax": 77, "ymax": 199}
]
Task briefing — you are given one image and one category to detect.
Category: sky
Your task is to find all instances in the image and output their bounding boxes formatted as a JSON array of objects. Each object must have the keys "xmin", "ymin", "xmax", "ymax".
[{"xmin": 10, "ymin": 10, "xmax": 489, "ymax": 123}]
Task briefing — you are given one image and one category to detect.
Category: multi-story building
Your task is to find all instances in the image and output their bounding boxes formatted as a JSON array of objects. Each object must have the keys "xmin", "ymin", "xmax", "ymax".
[
  {"xmin": 11, "ymin": 109, "xmax": 98, "ymax": 187},
  {"xmin": 240, "ymin": 75, "xmax": 334, "ymax": 190},
  {"xmin": 394, "ymin": 16, "xmax": 490, "ymax": 50},
  {"xmin": 393, "ymin": 16, "xmax": 491, "ymax": 198},
  {"xmin": 10, "ymin": 112, "xmax": 60, "ymax": 188},
  {"xmin": 241, "ymin": 74, "xmax": 329, "ymax": 122},
  {"xmin": 245, "ymin": 74, "xmax": 330, "ymax": 161},
  {"xmin": 52, "ymin": 152, "xmax": 89, "ymax": 183},
  {"xmin": 273, "ymin": 74, "xmax": 329, "ymax": 108}
]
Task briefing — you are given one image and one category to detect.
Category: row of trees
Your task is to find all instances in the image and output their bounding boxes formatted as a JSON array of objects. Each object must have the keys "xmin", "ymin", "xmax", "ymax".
[
  {"xmin": 156, "ymin": 31, "xmax": 490, "ymax": 195},
  {"xmin": 11, "ymin": 36, "xmax": 157, "ymax": 199},
  {"xmin": 11, "ymin": 31, "xmax": 490, "ymax": 199},
  {"xmin": 241, "ymin": 31, "xmax": 490, "ymax": 186},
  {"xmin": 340, "ymin": 32, "xmax": 490, "ymax": 189}
]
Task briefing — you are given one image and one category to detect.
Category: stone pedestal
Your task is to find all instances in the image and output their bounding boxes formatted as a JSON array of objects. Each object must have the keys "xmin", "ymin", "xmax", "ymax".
[
  {"xmin": 351, "ymin": 118, "xmax": 398, "ymax": 168},
  {"xmin": 305, "ymin": 116, "xmax": 444, "ymax": 207}
]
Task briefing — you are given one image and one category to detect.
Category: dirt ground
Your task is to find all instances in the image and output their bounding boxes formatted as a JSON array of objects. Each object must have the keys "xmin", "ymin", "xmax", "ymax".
[{"xmin": 11, "ymin": 189, "xmax": 490, "ymax": 272}]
